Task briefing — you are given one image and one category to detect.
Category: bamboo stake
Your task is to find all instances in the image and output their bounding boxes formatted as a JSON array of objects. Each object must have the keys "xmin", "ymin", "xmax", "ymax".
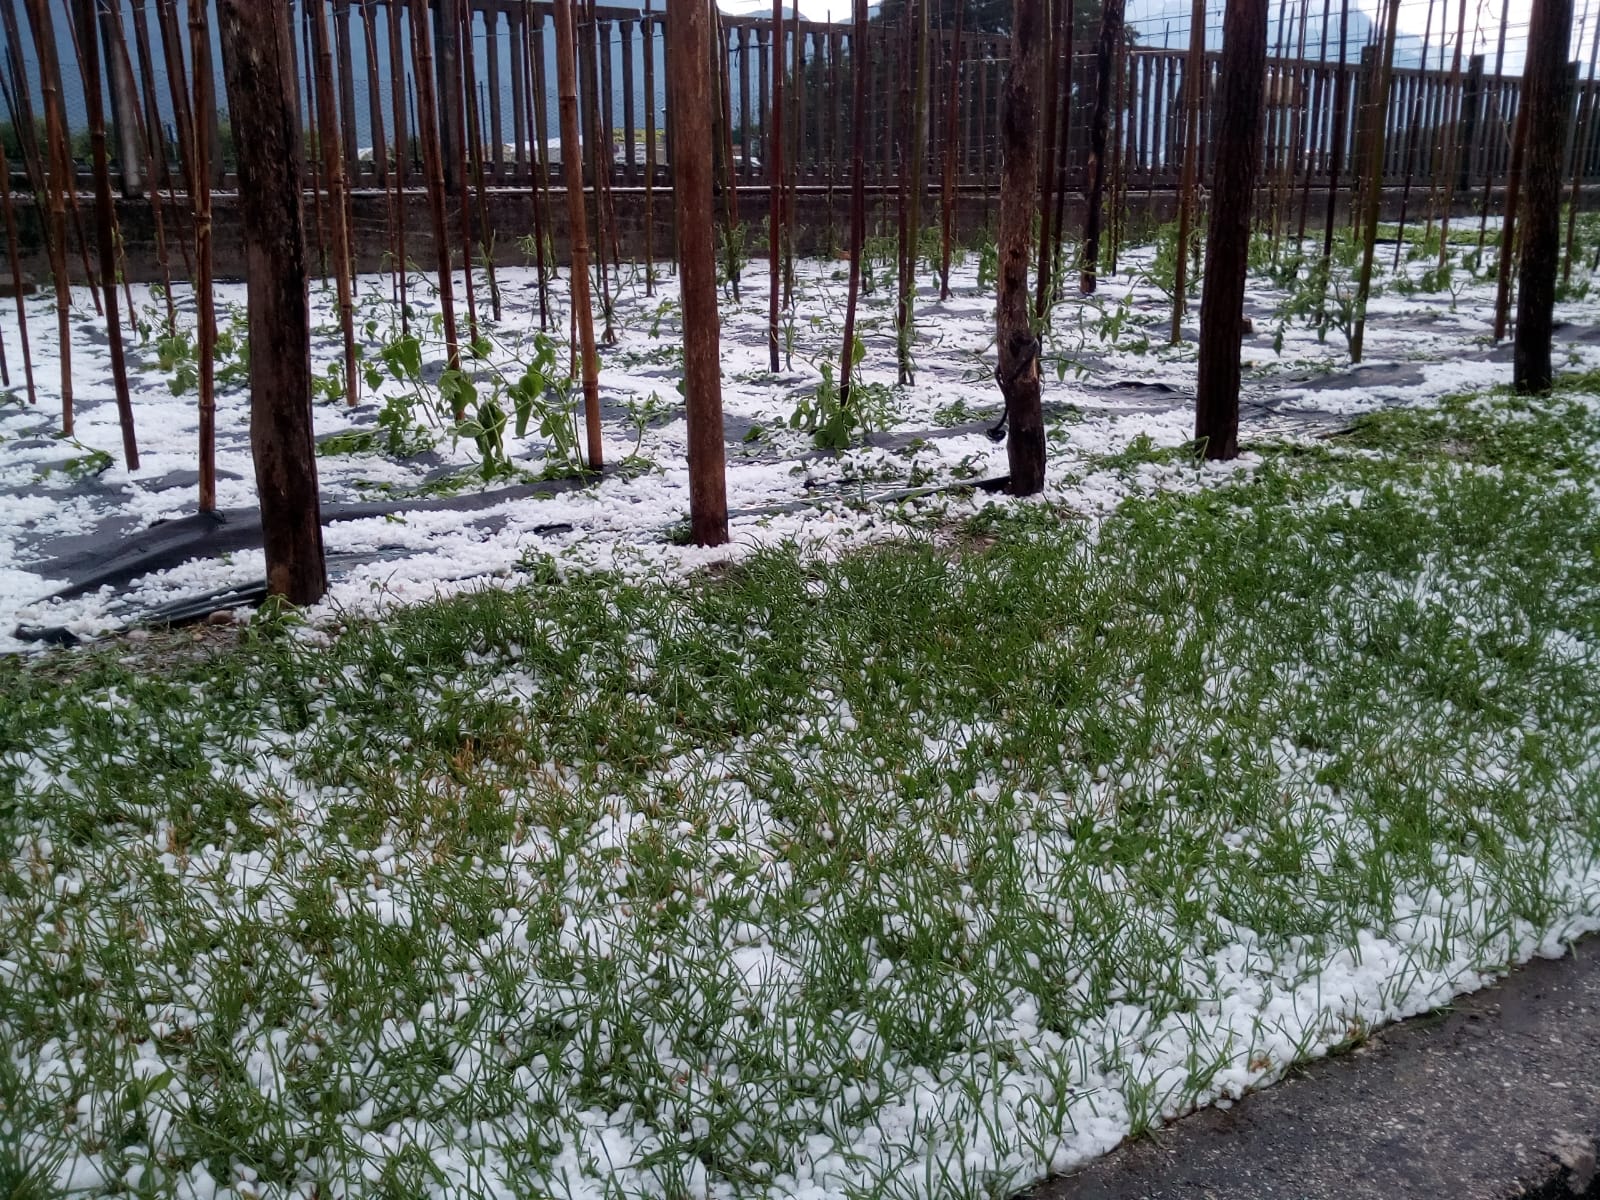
[
  {"xmin": 528, "ymin": 8, "xmax": 558, "ymax": 319},
  {"xmin": 1492, "ymin": 86, "xmax": 1531, "ymax": 339},
  {"xmin": 21, "ymin": 0, "xmax": 75, "ymax": 435},
  {"xmin": 105, "ymin": 0, "xmax": 176, "ymax": 333},
  {"xmin": 769, "ymin": 0, "xmax": 785, "ymax": 372},
  {"xmin": 1080, "ymin": 0, "xmax": 1125, "ymax": 293},
  {"xmin": 47, "ymin": 0, "xmax": 104, "ymax": 314},
  {"xmin": 388, "ymin": 0, "xmax": 411, "ymax": 329},
  {"xmin": 1349, "ymin": 0, "xmax": 1402, "ymax": 363},
  {"xmin": 308, "ymin": 0, "xmax": 360, "ymax": 406},
  {"xmin": 410, "ymin": 0, "xmax": 459, "ymax": 369},
  {"xmin": 1436, "ymin": 0, "xmax": 1472, "ymax": 261},
  {"xmin": 1478, "ymin": 0, "xmax": 1513, "ymax": 251},
  {"xmin": 361, "ymin": 0, "xmax": 399, "ymax": 314},
  {"xmin": 906, "ymin": 0, "xmax": 931, "ymax": 344},
  {"xmin": 644, "ymin": 0, "xmax": 658, "ymax": 294},
  {"xmin": 554, "ymin": 0, "xmax": 604, "ymax": 469},
  {"xmin": 1172, "ymin": 0, "xmax": 1207, "ymax": 342},
  {"xmin": 787, "ymin": 16, "xmax": 802, "ymax": 309},
  {"xmin": 459, "ymin": 0, "xmax": 503, "ymax": 322},
  {"xmin": 524, "ymin": 8, "xmax": 556, "ymax": 329},
  {"xmin": 1033, "ymin": 0, "xmax": 1061, "ymax": 319},
  {"xmin": 301, "ymin": 3, "xmax": 330, "ymax": 276},
  {"xmin": 581, "ymin": 0, "xmax": 615, "ymax": 341},
  {"xmin": 1564, "ymin": 2, "xmax": 1600, "ymax": 281},
  {"xmin": 1393, "ymin": 0, "xmax": 1438, "ymax": 266},
  {"xmin": 0, "ymin": 135, "xmax": 34, "ymax": 407},
  {"xmin": 895, "ymin": 9, "xmax": 914, "ymax": 385},
  {"xmin": 1321, "ymin": 0, "xmax": 1353, "ymax": 260},
  {"xmin": 714, "ymin": 12, "xmax": 742, "ymax": 302},
  {"xmin": 1049, "ymin": 0, "xmax": 1075, "ymax": 302},
  {"xmin": 443, "ymin": 0, "xmax": 479, "ymax": 342},
  {"xmin": 840, "ymin": 0, "xmax": 869, "ymax": 406},
  {"xmin": 75, "ymin": 0, "xmax": 138, "ymax": 469},
  {"xmin": 940, "ymin": 2, "xmax": 964, "ymax": 301},
  {"xmin": 189, "ymin": 0, "xmax": 216, "ymax": 500}
]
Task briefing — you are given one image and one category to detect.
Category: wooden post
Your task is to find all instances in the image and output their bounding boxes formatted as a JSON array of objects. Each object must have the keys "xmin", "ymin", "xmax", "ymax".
[
  {"xmin": 0, "ymin": 135, "xmax": 35, "ymax": 407},
  {"xmin": 1195, "ymin": 0, "xmax": 1269, "ymax": 461},
  {"xmin": 644, "ymin": 0, "xmax": 658, "ymax": 293},
  {"xmin": 1493, "ymin": 84, "xmax": 1531, "ymax": 340},
  {"xmin": 217, "ymin": 0, "xmax": 327, "ymax": 607},
  {"xmin": 1436, "ymin": 0, "xmax": 1473, "ymax": 260},
  {"xmin": 669, "ymin": 0, "xmax": 730, "ymax": 545},
  {"xmin": 1478, "ymin": 0, "xmax": 1514, "ymax": 250},
  {"xmin": 308, "ymin": 0, "xmax": 360, "ymax": 406},
  {"xmin": 1516, "ymin": 0, "xmax": 1576, "ymax": 391},
  {"xmin": 769, "ymin": 0, "xmax": 785, "ymax": 372},
  {"xmin": 21, "ymin": 0, "xmax": 76, "ymax": 436},
  {"xmin": 840, "ymin": 0, "xmax": 869, "ymax": 406},
  {"xmin": 1565, "ymin": 15, "xmax": 1600, "ymax": 280},
  {"xmin": 1172, "ymin": 0, "xmax": 1207, "ymax": 342},
  {"xmin": 1348, "ymin": 0, "xmax": 1401, "ymax": 364},
  {"xmin": 940, "ymin": 2, "xmax": 964, "ymax": 300},
  {"xmin": 1322, "ymin": 0, "xmax": 1352, "ymax": 260},
  {"xmin": 1392, "ymin": 0, "xmax": 1438, "ymax": 266},
  {"xmin": 76, "ymin": 0, "xmax": 138, "ymax": 468},
  {"xmin": 409, "ymin": 0, "xmax": 458, "ymax": 365},
  {"xmin": 1080, "ymin": 0, "xmax": 1125, "ymax": 293},
  {"xmin": 1033, "ymin": 0, "xmax": 1060, "ymax": 320},
  {"xmin": 555, "ymin": 0, "xmax": 605, "ymax": 469},
  {"xmin": 190, "ymin": 0, "xmax": 217, "ymax": 501},
  {"xmin": 998, "ymin": 0, "xmax": 1046, "ymax": 494}
]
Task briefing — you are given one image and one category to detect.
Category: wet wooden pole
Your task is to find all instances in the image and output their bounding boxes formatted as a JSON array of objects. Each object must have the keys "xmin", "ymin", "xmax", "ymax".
[
  {"xmin": 0, "ymin": 135, "xmax": 34, "ymax": 407},
  {"xmin": 410, "ymin": 0, "xmax": 460, "ymax": 370},
  {"xmin": 669, "ymin": 0, "xmax": 730, "ymax": 545},
  {"xmin": 308, "ymin": 0, "xmax": 360, "ymax": 406},
  {"xmin": 1437, "ymin": 0, "xmax": 1473, "ymax": 262},
  {"xmin": 1080, "ymin": 0, "xmax": 1125, "ymax": 293},
  {"xmin": 388, "ymin": 0, "xmax": 411, "ymax": 329},
  {"xmin": 555, "ymin": 0, "xmax": 605, "ymax": 469},
  {"xmin": 1478, "ymin": 0, "xmax": 1514, "ymax": 251},
  {"xmin": 644, "ymin": 0, "xmax": 658, "ymax": 294},
  {"xmin": 839, "ymin": 0, "xmax": 870, "ymax": 407},
  {"xmin": 769, "ymin": 0, "xmax": 785, "ymax": 372},
  {"xmin": 77, "ymin": 0, "xmax": 137, "ymax": 470},
  {"xmin": 1322, "ymin": 0, "xmax": 1352, "ymax": 261},
  {"xmin": 1515, "ymin": 0, "xmax": 1576, "ymax": 391},
  {"xmin": 217, "ymin": 0, "xmax": 327, "ymax": 606},
  {"xmin": 1195, "ymin": 0, "xmax": 1269, "ymax": 461},
  {"xmin": 1348, "ymin": 0, "xmax": 1401, "ymax": 363},
  {"xmin": 1172, "ymin": 0, "xmax": 1207, "ymax": 342},
  {"xmin": 1492, "ymin": 85, "xmax": 1531, "ymax": 340},
  {"xmin": 190, "ymin": 0, "xmax": 217, "ymax": 504},
  {"xmin": 22, "ymin": 0, "xmax": 76, "ymax": 436},
  {"xmin": 940, "ymin": 1, "xmax": 964, "ymax": 300},
  {"xmin": 1564, "ymin": 5, "xmax": 1600, "ymax": 281},
  {"xmin": 998, "ymin": 0, "xmax": 1047, "ymax": 494}
]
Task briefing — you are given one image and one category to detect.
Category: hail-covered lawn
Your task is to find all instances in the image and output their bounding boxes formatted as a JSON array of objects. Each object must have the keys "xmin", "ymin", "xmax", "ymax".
[
  {"xmin": 9, "ymin": 220, "xmax": 1600, "ymax": 647},
  {"xmin": 5, "ymin": 380, "xmax": 1600, "ymax": 1198}
]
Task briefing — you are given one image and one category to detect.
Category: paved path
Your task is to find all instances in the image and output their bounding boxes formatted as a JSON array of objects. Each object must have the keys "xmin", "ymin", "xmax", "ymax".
[{"xmin": 1032, "ymin": 939, "xmax": 1600, "ymax": 1199}]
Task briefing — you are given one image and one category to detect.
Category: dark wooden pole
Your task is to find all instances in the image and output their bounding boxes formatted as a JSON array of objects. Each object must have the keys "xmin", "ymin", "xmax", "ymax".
[
  {"xmin": 190, "ymin": 0, "xmax": 217, "ymax": 504},
  {"xmin": 669, "ymin": 0, "xmax": 730, "ymax": 545},
  {"xmin": 1564, "ymin": 7, "xmax": 1600, "ymax": 280},
  {"xmin": 999, "ymin": 0, "xmax": 1047, "ymax": 494},
  {"xmin": 555, "ymin": 0, "xmax": 605, "ymax": 469},
  {"xmin": 1348, "ymin": 0, "xmax": 1401, "ymax": 363},
  {"xmin": 839, "ymin": 0, "xmax": 869, "ymax": 406},
  {"xmin": 1195, "ymin": 0, "xmax": 1269, "ymax": 461},
  {"xmin": 940, "ymin": 1, "xmax": 965, "ymax": 300},
  {"xmin": 308, "ymin": 0, "xmax": 360, "ymax": 405},
  {"xmin": 769, "ymin": 0, "xmax": 785, "ymax": 372},
  {"xmin": 410, "ymin": 0, "xmax": 459, "ymax": 369},
  {"xmin": 217, "ymin": 0, "xmax": 327, "ymax": 606},
  {"xmin": 1515, "ymin": 0, "xmax": 1576, "ymax": 391},
  {"xmin": 1172, "ymin": 0, "xmax": 1207, "ymax": 341},
  {"xmin": 1322, "ymin": 0, "xmax": 1352, "ymax": 261},
  {"xmin": 22, "ymin": 0, "xmax": 76, "ymax": 436},
  {"xmin": 1080, "ymin": 0, "xmax": 1125, "ymax": 293},
  {"xmin": 76, "ymin": 0, "xmax": 138, "ymax": 468},
  {"xmin": 0, "ymin": 135, "xmax": 34, "ymax": 407}
]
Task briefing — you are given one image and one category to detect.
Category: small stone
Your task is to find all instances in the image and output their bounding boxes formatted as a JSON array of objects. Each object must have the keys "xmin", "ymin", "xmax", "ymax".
[
  {"xmin": 1240, "ymin": 317, "xmax": 1256, "ymax": 336},
  {"xmin": 1550, "ymin": 1131, "xmax": 1596, "ymax": 1194},
  {"xmin": 206, "ymin": 609, "xmax": 236, "ymax": 627}
]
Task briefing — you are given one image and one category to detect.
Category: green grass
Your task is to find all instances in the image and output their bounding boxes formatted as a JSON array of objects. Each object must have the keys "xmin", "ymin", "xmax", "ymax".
[{"xmin": 3, "ymin": 388, "xmax": 1600, "ymax": 1197}]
